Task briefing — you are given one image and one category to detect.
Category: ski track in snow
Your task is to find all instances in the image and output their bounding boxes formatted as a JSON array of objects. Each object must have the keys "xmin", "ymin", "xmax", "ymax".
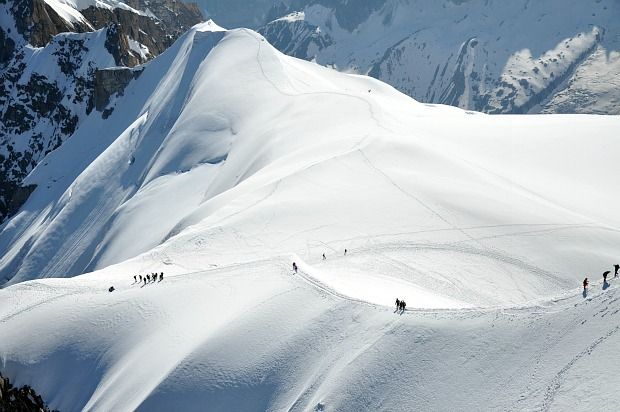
[{"xmin": 538, "ymin": 324, "xmax": 620, "ymax": 412}]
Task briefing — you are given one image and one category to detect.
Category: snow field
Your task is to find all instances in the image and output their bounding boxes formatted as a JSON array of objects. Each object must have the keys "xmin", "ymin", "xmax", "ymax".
[
  {"xmin": 3, "ymin": 24, "xmax": 620, "ymax": 307},
  {"xmin": 1, "ymin": 22, "xmax": 620, "ymax": 411},
  {"xmin": 1, "ymin": 257, "xmax": 619, "ymax": 411}
]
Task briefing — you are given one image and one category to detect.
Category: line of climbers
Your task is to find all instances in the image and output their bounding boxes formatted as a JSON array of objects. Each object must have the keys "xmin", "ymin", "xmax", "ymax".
[
  {"xmin": 583, "ymin": 264, "xmax": 618, "ymax": 293},
  {"xmin": 291, "ymin": 252, "xmax": 620, "ymax": 310},
  {"xmin": 134, "ymin": 272, "xmax": 164, "ymax": 286},
  {"xmin": 109, "ymin": 272, "xmax": 165, "ymax": 292}
]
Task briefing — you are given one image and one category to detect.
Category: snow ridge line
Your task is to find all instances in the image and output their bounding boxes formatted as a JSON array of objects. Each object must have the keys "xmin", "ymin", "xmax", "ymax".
[
  {"xmin": 250, "ymin": 30, "xmax": 401, "ymax": 137},
  {"xmin": 2, "ymin": 254, "xmax": 614, "ymax": 326}
]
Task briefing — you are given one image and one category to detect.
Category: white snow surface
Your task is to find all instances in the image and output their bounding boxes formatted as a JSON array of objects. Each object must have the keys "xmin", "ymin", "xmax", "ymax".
[
  {"xmin": 41, "ymin": 0, "xmax": 92, "ymax": 27},
  {"xmin": 127, "ymin": 37, "xmax": 150, "ymax": 60},
  {"xmin": 1, "ymin": 23, "xmax": 620, "ymax": 411},
  {"xmin": 43, "ymin": 0, "xmax": 147, "ymax": 25}
]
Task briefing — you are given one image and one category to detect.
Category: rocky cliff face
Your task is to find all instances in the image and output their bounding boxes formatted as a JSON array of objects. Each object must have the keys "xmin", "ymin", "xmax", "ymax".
[
  {"xmin": 94, "ymin": 66, "xmax": 143, "ymax": 113},
  {"xmin": 0, "ymin": 0, "xmax": 203, "ymax": 223},
  {"xmin": 1, "ymin": 29, "xmax": 108, "ymax": 221},
  {"xmin": 82, "ymin": 0, "xmax": 203, "ymax": 66},
  {"xmin": 5, "ymin": 0, "xmax": 92, "ymax": 47},
  {"xmin": 0, "ymin": 372, "xmax": 57, "ymax": 412}
]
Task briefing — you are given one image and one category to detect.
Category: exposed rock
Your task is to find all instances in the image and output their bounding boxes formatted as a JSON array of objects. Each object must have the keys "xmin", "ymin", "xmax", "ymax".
[
  {"xmin": 125, "ymin": 0, "xmax": 203, "ymax": 34},
  {"xmin": 0, "ymin": 28, "xmax": 15, "ymax": 65},
  {"xmin": 103, "ymin": 21, "xmax": 139, "ymax": 67},
  {"xmin": 94, "ymin": 67, "xmax": 142, "ymax": 111},
  {"xmin": 11, "ymin": 0, "xmax": 92, "ymax": 47},
  {"xmin": 82, "ymin": 0, "xmax": 203, "ymax": 67},
  {"xmin": 0, "ymin": 372, "xmax": 57, "ymax": 412},
  {"xmin": 6, "ymin": 184, "xmax": 36, "ymax": 217}
]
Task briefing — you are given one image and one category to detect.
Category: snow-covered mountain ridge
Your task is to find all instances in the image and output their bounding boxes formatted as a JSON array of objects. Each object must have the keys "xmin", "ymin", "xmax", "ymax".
[
  {"xmin": 0, "ymin": 20, "xmax": 619, "ymax": 412},
  {"xmin": 2, "ymin": 20, "xmax": 619, "ymax": 297},
  {"xmin": 0, "ymin": 0, "xmax": 203, "ymax": 223}
]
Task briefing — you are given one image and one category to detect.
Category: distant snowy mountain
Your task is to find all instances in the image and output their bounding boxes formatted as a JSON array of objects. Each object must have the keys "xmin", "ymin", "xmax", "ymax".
[
  {"xmin": 1, "ymin": 21, "xmax": 620, "ymax": 412},
  {"xmin": 200, "ymin": 0, "xmax": 620, "ymax": 115},
  {"xmin": 0, "ymin": 0, "xmax": 203, "ymax": 222}
]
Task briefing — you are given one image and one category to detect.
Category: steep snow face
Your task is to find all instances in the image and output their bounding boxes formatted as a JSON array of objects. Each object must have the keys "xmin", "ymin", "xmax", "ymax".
[
  {"xmin": 40, "ymin": 0, "xmax": 91, "ymax": 27},
  {"xmin": 0, "ymin": 27, "xmax": 118, "ymax": 221},
  {"xmin": 256, "ymin": 0, "xmax": 620, "ymax": 114},
  {"xmin": 1, "ymin": 23, "xmax": 619, "ymax": 311},
  {"xmin": 0, "ymin": 0, "xmax": 204, "ymax": 223}
]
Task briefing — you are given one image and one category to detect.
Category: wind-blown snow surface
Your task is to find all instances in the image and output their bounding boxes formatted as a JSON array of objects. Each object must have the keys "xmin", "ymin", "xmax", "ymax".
[{"xmin": 1, "ymin": 23, "xmax": 620, "ymax": 411}]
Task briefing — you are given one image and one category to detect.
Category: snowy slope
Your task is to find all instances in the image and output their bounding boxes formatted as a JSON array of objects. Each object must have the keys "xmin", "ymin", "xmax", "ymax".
[
  {"xmin": 1, "ymin": 255, "xmax": 619, "ymax": 411},
  {"xmin": 1, "ymin": 22, "xmax": 619, "ymax": 301},
  {"xmin": 0, "ymin": 0, "xmax": 204, "ymax": 223},
  {"xmin": 0, "ymin": 22, "xmax": 619, "ymax": 411}
]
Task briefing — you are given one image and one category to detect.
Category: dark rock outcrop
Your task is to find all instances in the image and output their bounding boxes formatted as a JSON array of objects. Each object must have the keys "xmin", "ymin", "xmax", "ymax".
[
  {"xmin": 82, "ymin": 0, "xmax": 203, "ymax": 67},
  {"xmin": 94, "ymin": 67, "xmax": 142, "ymax": 111},
  {"xmin": 6, "ymin": 184, "xmax": 36, "ymax": 217},
  {"xmin": 0, "ymin": 372, "xmax": 57, "ymax": 412},
  {"xmin": 10, "ymin": 0, "xmax": 92, "ymax": 47},
  {"xmin": 0, "ymin": 28, "xmax": 16, "ymax": 65}
]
